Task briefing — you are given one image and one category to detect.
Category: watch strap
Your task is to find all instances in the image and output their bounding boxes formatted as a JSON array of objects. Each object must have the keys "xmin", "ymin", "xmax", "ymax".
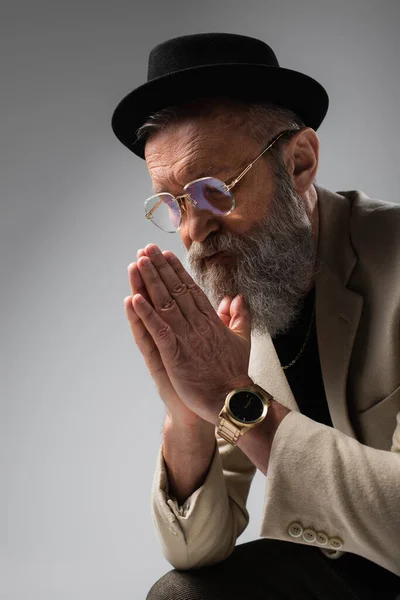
[{"xmin": 217, "ymin": 414, "xmax": 242, "ymax": 445}]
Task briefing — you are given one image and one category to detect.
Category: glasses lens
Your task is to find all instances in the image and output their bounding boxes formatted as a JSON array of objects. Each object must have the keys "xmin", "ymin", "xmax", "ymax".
[
  {"xmin": 144, "ymin": 193, "xmax": 181, "ymax": 233},
  {"xmin": 185, "ymin": 178, "xmax": 234, "ymax": 215}
]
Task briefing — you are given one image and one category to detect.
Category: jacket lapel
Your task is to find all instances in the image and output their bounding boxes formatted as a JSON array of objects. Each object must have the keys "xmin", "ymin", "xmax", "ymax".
[{"xmin": 249, "ymin": 186, "xmax": 363, "ymax": 438}]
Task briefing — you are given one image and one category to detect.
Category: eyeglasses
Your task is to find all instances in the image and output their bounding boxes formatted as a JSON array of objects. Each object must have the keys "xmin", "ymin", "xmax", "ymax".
[{"xmin": 144, "ymin": 128, "xmax": 298, "ymax": 233}]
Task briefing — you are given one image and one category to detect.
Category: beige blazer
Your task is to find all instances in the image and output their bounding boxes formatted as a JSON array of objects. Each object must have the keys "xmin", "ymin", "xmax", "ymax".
[{"xmin": 150, "ymin": 186, "xmax": 400, "ymax": 575}]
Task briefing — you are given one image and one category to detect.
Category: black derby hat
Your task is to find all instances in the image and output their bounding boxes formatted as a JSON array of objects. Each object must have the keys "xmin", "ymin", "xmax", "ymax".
[{"xmin": 111, "ymin": 32, "xmax": 329, "ymax": 159}]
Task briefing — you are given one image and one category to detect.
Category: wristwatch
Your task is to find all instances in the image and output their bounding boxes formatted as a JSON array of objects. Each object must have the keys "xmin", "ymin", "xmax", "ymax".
[{"xmin": 217, "ymin": 383, "xmax": 273, "ymax": 446}]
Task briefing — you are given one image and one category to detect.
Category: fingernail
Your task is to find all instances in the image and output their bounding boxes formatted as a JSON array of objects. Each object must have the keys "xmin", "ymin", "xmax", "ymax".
[{"xmin": 147, "ymin": 245, "xmax": 160, "ymax": 256}]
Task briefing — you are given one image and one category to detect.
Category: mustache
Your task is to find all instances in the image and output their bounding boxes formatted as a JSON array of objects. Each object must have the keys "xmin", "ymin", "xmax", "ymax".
[
  {"xmin": 187, "ymin": 237, "xmax": 231, "ymax": 261},
  {"xmin": 187, "ymin": 229, "xmax": 260, "ymax": 264}
]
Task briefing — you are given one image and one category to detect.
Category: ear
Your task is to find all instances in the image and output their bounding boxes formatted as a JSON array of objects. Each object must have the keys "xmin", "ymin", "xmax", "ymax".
[{"xmin": 283, "ymin": 128, "xmax": 319, "ymax": 195}]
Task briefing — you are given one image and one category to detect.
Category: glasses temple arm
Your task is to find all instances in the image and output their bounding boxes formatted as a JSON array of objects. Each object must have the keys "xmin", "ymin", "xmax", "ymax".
[
  {"xmin": 145, "ymin": 199, "xmax": 162, "ymax": 219},
  {"xmin": 146, "ymin": 193, "xmax": 191, "ymax": 219},
  {"xmin": 225, "ymin": 130, "xmax": 287, "ymax": 190}
]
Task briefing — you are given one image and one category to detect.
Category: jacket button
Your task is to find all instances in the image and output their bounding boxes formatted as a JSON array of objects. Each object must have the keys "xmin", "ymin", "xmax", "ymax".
[
  {"xmin": 316, "ymin": 531, "xmax": 329, "ymax": 546},
  {"xmin": 302, "ymin": 528, "xmax": 317, "ymax": 543},
  {"xmin": 288, "ymin": 521, "xmax": 303, "ymax": 537},
  {"xmin": 329, "ymin": 537, "xmax": 344, "ymax": 550},
  {"xmin": 288, "ymin": 522, "xmax": 303, "ymax": 538}
]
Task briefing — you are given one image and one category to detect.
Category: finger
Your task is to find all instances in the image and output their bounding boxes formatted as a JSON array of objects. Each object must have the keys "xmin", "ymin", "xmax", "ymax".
[
  {"xmin": 130, "ymin": 293, "xmax": 178, "ymax": 357},
  {"xmin": 162, "ymin": 250, "xmax": 218, "ymax": 320},
  {"xmin": 143, "ymin": 244, "xmax": 199, "ymax": 320},
  {"xmin": 128, "ymin": 261, "xmax": 153, "ymax": 307},
  {"xmin": 228, "ymin": 295, "xmax": 251, "ymax": 342},
  {"xmin": 217, "ymin": 296, "xmax": 234, "ymax": 327},
  {"xmin": 137, "ymin": 255, "xmax": 188, "ymax": 331},
  {"xmin": 127, "ymin": 247, "xmax": 152, "ymax": 303},
  {"xmin": 124, "ymin": 295, "xmax": 170, "ymax": 383}
]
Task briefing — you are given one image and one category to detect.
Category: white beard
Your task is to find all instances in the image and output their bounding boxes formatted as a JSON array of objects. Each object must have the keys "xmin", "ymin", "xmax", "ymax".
[{"xmin": 183, "ymin": 168, "xmax": 319, "ymax": 338}]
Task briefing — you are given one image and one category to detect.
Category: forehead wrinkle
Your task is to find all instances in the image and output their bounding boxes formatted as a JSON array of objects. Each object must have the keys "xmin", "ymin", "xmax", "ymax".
[
  {"xmin": 146, "ymin": 122, "xmax": 246, "ymax": 192},
  {"xmin": 151, "ymin": 153, "xmax": 232, "ymax": 193}
]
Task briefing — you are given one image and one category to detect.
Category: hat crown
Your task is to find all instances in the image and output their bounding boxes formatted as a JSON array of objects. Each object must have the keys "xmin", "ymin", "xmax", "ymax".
[
  {"xmin": 111, "ymin": 32, "xmax": 329, "ymax": 158},
  {"xmin": 148, "ymin": 33, "xmax": 279, "ymax": 81}
]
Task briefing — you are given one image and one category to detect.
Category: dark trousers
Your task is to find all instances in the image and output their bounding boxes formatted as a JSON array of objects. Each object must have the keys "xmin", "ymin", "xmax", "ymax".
[{"xmin": 146, "ymin": 539, "xmax": 400, "ymax": 600}]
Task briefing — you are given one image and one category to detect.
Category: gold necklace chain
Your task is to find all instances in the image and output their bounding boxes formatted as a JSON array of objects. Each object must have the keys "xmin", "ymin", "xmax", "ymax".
[{"xmin": 281, "ymin": 301, "xmax": 316, "ymax": 370}]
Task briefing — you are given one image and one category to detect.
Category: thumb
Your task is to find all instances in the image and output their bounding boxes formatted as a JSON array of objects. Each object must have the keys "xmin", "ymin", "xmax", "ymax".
[{"xmin": 229, "ymin": 295, "xmax": 251, "ymax": 342}]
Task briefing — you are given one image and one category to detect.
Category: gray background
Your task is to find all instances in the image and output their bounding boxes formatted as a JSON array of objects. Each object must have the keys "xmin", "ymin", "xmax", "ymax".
[{"xmin": 2, "ymin": 0, "xmax": 399, "ymax": 598}]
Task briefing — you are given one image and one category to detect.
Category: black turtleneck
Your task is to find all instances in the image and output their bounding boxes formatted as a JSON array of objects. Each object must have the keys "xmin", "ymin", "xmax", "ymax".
[{"xmin": 271, "ymin": 286, "xmax": 333, "ymax": 427}]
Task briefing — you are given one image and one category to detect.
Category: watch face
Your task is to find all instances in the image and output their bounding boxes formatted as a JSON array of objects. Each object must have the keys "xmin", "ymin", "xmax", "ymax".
[{"xmin": 229, "ymin": 391, "xmax": 264, "ymax": 423}]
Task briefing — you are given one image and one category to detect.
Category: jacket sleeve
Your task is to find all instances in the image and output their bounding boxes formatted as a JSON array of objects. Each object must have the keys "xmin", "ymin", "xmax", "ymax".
[
  {"xmin": 150, "ymin": 433, "xmax": 257, "ymax": 570},
  {"xmin": 259, "ymin": 408, "xmax": 400, "ymax": 575},
  {"xmin": 150, "ymin": 406, "xmax": 400, "ymax": 574}
]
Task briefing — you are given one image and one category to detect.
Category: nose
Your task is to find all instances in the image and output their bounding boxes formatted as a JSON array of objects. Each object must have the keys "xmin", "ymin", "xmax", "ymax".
[{"xmin": 181, "ymin": 201, "xmax": 221, "ymax": 243}]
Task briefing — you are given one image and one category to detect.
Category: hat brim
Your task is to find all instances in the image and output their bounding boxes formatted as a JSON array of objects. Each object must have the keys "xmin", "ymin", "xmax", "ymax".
[{"xmin": 111, "ymin": 63, "xmax": 329, "ymax": 159}]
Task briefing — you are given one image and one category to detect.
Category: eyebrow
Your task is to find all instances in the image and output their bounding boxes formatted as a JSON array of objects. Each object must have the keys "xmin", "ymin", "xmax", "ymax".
[{"xmin": 186, "ymin": 164, "xmax": 232, "ymax": 181}]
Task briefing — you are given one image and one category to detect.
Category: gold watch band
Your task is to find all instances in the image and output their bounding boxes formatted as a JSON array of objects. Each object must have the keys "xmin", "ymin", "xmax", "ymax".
[{"xmin": 217, "ymin": 416, "xmax": 242, "ymax": 445}]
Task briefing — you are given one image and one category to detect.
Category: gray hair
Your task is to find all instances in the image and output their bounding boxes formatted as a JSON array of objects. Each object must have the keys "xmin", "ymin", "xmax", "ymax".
[
  {"xmin": 135, "ymin": 97, "xmax": 305, "ymax": 172},
  {"xmin": 136, "ymin": 97, "xmax": 304, "ymax": 139}
]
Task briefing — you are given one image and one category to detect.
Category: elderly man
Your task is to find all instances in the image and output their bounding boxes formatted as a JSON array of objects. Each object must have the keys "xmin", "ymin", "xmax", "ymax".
[{"xmin": 112, "ymin": 33, "xmax": 400, "ymax": 599}]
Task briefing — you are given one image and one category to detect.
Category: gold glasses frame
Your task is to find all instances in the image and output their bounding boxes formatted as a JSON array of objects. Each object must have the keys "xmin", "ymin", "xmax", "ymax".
[{"xmin": 144, "ymin": 127, "xmax": 299, "ymax": 232}]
